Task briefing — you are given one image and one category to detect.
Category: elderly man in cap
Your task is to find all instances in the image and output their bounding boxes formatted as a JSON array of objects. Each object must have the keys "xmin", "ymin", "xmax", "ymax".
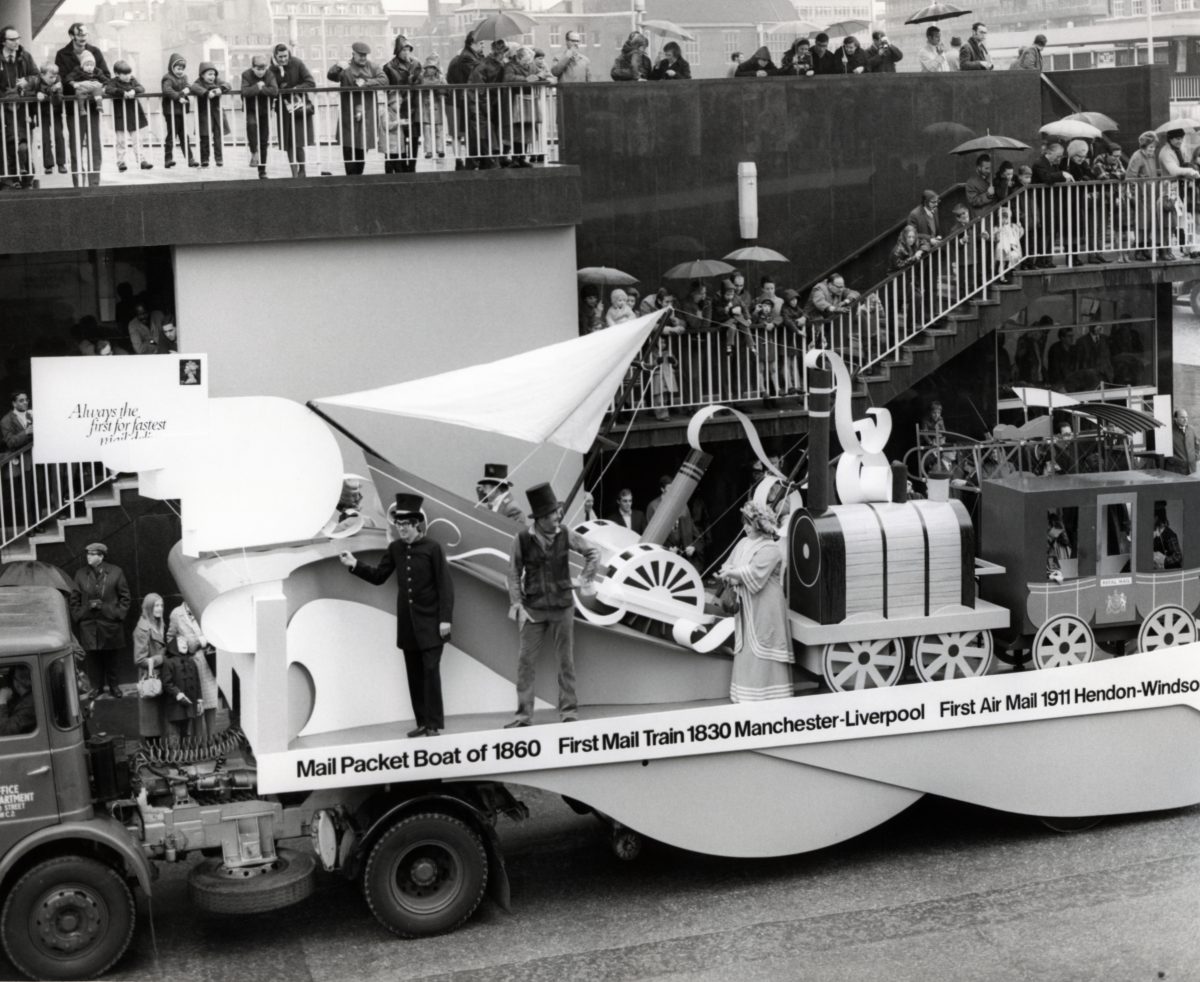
[
  {"xmin": 327, "ymin": 40, "xmax": 387, "ymax": 175},
  {"xmin": 476, "ymin": 463, "xmax": 524, "ymax": 523},
  {"xmin": 506, "ymin": 483, "xmax": 599, "ymax": 726},
  {"xmin": 340, "ymin": 493, "xmax": 454, "ymax": 737},
  {"xmin": 69, "ymin": 542, "xmax": 131, "ymax": 699}
]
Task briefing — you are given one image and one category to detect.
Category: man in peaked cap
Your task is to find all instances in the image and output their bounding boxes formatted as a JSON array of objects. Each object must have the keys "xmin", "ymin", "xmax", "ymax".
[
  {"xmin": 69, "ymin": 542, "xmax": 131, "ymax": 699},
  {"xmin": 505, "ymin": 483, "xmax": 599, "ymax": 726},
  {"xmin": 340, "ymin": 493, "xmax": 454, "ymax": 737},
  {"xmin": 476, "ymin": 463, "xmax": 524, "ymax": 523}
]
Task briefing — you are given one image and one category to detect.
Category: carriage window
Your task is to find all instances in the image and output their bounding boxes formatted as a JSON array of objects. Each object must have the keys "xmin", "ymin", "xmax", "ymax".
[
  {"xmin": 1047, "ymin": 507, "xmax": 1079, "ymax": 580},
  {"xmin": 1100, "ymin": 502, "xmax": 1133, "ymax": 575},
  {"xmin": 1153, "ymin": 500, "xmax": 1183, "ymax": 570}
]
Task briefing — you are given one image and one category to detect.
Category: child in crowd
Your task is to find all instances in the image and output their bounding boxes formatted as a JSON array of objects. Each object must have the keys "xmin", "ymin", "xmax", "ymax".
[
  {"xmin": 418, "ymin": 54, "xmax": 445, "ymax": 159},
  {"xmin": 64, "ymin": 50, "xmax": 107, "ymax": 186},
  {"xmin": 161, "ymin": 634, "xmax": 201, "ymax": 743},
  {"xmin": 161, "ymin": 53, "xmax": 196, "ymax": 167},
  {"xmin": 25, "ymin": 63, "xmax": 66, "ymax": 174},
  {"xmin": 103, "ymin": 60, "xmax": 152, "ymax": 172},
  {"xmin": 190, "ymin": 62, "xmax": 231, "ymax": 167},
  {"xmin": 992, "ymin": 206, "xmax": 1024, "ymax": 284}
]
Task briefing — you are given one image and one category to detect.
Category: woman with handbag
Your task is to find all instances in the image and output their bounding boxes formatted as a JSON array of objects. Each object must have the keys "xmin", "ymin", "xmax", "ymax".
[
  {"xmin": 132, "ymin": 593, "xmax": 166, "ymax": 741},
  {"xmin": 718, "ymin": 502, "xmax": 793, "ymax": 702}
]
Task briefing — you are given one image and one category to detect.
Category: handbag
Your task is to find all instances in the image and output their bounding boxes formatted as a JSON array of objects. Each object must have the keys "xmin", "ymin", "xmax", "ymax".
[
  {"xmin": 716, "ymin": 582, "xmax": 741, "ymax": 616},
  {"xmin": 137, "ymin": 663, "xmax": 162, "ymax": 699}
]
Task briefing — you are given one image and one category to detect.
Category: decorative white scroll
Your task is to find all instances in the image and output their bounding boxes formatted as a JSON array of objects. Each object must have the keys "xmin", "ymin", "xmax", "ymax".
[{"xmin": 803, "ymin": 349, "xmax": 895, "ymax": 505}]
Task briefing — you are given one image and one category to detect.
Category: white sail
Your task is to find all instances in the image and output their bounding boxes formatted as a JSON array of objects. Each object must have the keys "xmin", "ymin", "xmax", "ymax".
[{"xmin": 313, "ymin": 310, "xmax": 664, "ymax": 453}]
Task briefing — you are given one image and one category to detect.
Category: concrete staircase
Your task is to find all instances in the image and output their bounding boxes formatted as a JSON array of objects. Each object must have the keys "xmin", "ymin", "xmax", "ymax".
[{"xmin": 0, "ymin": 475, "xmax": 140, "ymax": 564}]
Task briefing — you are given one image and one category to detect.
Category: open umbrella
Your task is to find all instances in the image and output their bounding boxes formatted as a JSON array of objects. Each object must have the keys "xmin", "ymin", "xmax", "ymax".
[
  {"xmin": 472, "ymin": 11, "xmax": 537, "ymax": 41},
  {"xmin": 905, "ymin": 2, "xmax": 972, "ymax": 24},
  {"xmin": 1156, "ymin": 118, "xmax": 1200, "ymax": 135},
  {"xmin": 1064, "ymin": 111, "xmax": 1119, "ymax": 133},
  {"xmin": 923, "ymin": 121, "xmax": 975, "ymax": 142},
  {"xmin": 724, "ymin": 246, "xmax": 790, "ymax": 263},
  {"xmin": 766, "ymin": 19, "xmax": 823, "ymax": 36},
  {"xmin": 824, "ymin": 19, "xmax": 870, "ymax": 38},
  {"xmin": 640, "ymin": 19, "xmax": 695, "ymax": 42},
  {"xmin": 577, "ymin": 266, "xmax": 638, "ymax": 287},
  {"xmin": 663, "ymin": 259, "xmax": 735, "ymax": 281},
  {"xmin": 1040, "ymin": 119, "xmax": 1103, "ymax": 141},
  {"xmin": 949, "ymin": 133, "xmax": 1030, "ymax": 155},
  {"xmin": 0, "ymin": 560, "xmax": 75, "ymax": 594}
]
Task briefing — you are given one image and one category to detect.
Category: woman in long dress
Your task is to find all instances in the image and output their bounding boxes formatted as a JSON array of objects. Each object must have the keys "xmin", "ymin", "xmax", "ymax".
[
  {"xmin": 132, "ymin": 593, "xmax": 166, "ymax": 741},
  {"xmin": 720, "ymin": 502, "xmax": 793, "ymax": 702}
]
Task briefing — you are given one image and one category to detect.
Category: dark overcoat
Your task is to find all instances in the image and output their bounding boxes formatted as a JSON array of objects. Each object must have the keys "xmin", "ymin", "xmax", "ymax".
[
  {"xmin": 351, "ymin": 537, "xmax": 453, "ymax": 652},
  {"xmin": 69, "ymin": 561, "xmax": 131, "ymax": 650}
]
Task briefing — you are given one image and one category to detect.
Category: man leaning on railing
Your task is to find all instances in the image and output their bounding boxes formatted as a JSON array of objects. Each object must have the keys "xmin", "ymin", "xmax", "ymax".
[{"xmin": 0, "ymin": 25, "xmax": 36, "ymax": 188}]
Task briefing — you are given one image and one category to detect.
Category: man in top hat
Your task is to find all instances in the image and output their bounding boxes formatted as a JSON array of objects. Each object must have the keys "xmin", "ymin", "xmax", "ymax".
[
  {"xmin": 69, "ymin": 542, "xmax": 131, "ymax": 699},
  {"xmin": 476, "ymin": 463, "xmax": 524, "ymax": 523},
  {"xmin": 506, "ymin": 483, "xmax": 599, "ymax": 726},
  {"xmin": 340, "ymin": 493, "xmax": 454, "ymax": 737}
]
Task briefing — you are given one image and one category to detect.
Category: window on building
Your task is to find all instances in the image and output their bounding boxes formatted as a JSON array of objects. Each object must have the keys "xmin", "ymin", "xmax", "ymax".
[
  {"xmin": 723, "ymin": 30, "xmax": 738, "ymax": 60},
  {"xmin": 1152, "ymin": 0, "xmax": 1163, "ymax": 11},
  {"xmin": 1051, "ymin": 53, "xmax": 1071, "ymax": 70},
  {"xmin": 550, "ymin": 24, "xmax": 561, "ymax": 46},
  {"xmin": 1132, "ymin": 0, "xmax": 1145, "ymax": 13},
  {"xmin": 1072, "ymin": 51, "xmax": 1094, "ymax": 69},
  {"xmin": 684, "ymin": 38, "xmax": 699, "ymax": 67}
]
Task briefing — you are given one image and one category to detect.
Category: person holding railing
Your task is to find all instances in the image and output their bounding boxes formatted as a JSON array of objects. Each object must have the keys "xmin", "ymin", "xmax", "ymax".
[
  {"xmin": 1125, "ymin": 130, "xmax": 1160, "ymax": 261},
  {"xmin": 240, "ymin": 54, "xmax": 278, "ymax": 179},
  {"xmin": 889, "ymin": 225, "xmax": 928, "ymax": 332},
  {"xmin": 992, "ymin": 206, "xmax": 1024, "ymax": 284},
  {"xmin": 804, "ymin": 273, "xmax": 859, "ymax": 354},
  {"xmin": 272, "ymin": 44, "xmax": 316, "ymax": 178},
  {"xmin": 906, "ymin": 190, "xmax": 943, "ymax": 247},
  {"xmin": 417, "ymin": 54, "xmax": 447, "ymax": 159},
  {"xmin": 1064, "ymin": 139, "xmax": 1110, "ymax": 265},
  {"xmin": 780, "ymin": 288, "xmax": 807, "ymax": 394},
  {"xmin": 502, "ymin": 46, "xmax": 541, "ymax": 167},
  {"xmin": 780, "ymin": 38, "xmax": 814, "ymax": 76},
  {"xmin": 63, "ymin": 50, "xmax": 106, "ymax": 187},
  {"xmin": 104, "ymin": 61, "xmax": 152, "ymax": 173},
  {"xmin": 327, "ymin": 42, "xmax": 387, "ymax": 176},
  {"xmin": 25, "ymin": 63, "xmax": 66, "ymax": 176},
  {"xmin": 1158, "ymin": 129, "xmax": 1199, "ymax": 260},
  {"xmin": 160, "ymin": 53, "xmax": 196, "ymax": 168},
  {"xmin": 189, "ymin": 63, "xmax": 231, "ymax": 168},
  {"xmin": 447, "ymin": 32, "xmax": 483, "ymax": 170},
  {"xmin": 469, "ymin": 40, "xmax": 510, "ymax": 166},
  {"xmin": 0, "ymin": 390, "xmax": 33, "ymax": 531},
  {"xmin": 383, "ymin": 36, "xmax": 420, "ymax": 173},
  {"xmin": 0, "ymin": 26, "xmax": 36, "ymax": 189},
  {"xmin": 1031, "ymin": 142, "xmax": 1073, "ymax": 262}
]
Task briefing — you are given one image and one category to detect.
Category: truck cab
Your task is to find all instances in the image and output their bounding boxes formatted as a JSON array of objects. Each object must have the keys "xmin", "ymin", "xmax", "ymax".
[{"xmin": 0, "ymin": 586, "xmax": 152, "ymax": 981}]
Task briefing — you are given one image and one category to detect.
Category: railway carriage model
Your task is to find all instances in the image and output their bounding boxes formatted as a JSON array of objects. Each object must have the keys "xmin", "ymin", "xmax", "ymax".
[{"xmin": 780, "ymin": 350, "xmax": 1200, "ymax": 692}]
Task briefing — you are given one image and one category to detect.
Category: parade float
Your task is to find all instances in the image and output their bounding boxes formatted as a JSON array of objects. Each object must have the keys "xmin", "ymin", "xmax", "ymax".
[{"xmin": 2, "ymin": 312, "xmax": 1200, "ymax": 979}]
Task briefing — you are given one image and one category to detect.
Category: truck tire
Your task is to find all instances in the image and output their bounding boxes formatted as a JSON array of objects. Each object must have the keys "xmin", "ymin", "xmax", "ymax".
[
  {"xmin": 188, "ymin": 848, "xmax": 316, "ymax": 915},
  {"xmin": 0, "ymin": 855, "xmax": 135, "ymax": 981},
  {"xmin": 363, "ymin": 813, "xmax": 488, "ymax": 938}
]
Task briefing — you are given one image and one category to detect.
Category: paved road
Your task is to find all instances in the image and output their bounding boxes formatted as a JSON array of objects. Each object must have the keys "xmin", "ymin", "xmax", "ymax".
[{"xmin": 9, "ymin": 785, "xmax": 1191, "ymax": 982}]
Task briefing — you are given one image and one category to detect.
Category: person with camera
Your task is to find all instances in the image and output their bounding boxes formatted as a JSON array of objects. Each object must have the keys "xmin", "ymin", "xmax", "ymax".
[
  {"xmin": 867, "ymin": 31, "xmax": 903, "ymax": 72},
  {"xmin": 340, "ymin": 494, "xmax": 453, "ymax": 738},
  {"xmin": 69, "ymin": 543, "xmax": 131, "ymax": 700}
]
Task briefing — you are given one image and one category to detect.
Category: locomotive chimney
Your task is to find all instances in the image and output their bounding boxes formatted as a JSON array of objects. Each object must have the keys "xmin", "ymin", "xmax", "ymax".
[
  {"xmin": 642, "ymin": 449, "xmax": 713, "ymax": 546},
  {"xmin": 891, "ymin": 461, "xmax": 908, "ymax": 503},
  {"xmin": 807, "ymin": 367, "xmax": 832, "ymax": 515}
]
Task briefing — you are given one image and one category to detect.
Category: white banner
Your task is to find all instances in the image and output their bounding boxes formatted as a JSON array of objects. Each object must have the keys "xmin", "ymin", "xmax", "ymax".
[
  {"xmin": 30, "ymin": 354, "xmax": 209, "ymax": 471},
  {"xmin": 257, "ymin": 644, "xmax": 1200, "ymax": 794}
]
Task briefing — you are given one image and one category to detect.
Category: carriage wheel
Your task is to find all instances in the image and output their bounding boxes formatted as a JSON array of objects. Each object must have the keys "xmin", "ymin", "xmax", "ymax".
[
  {"xmin": 575, "ymin": 545, "xmax": 705, "ymax": 626},
  {"xmin": 911, "ymin": 630, "xmax": 994, "ymax": 683},
  {"xmin": 1137, "ymin": 604, "xmax": 1198, "ymax": 652},
  {"xmin": 821, "ymin": 638, "xmax": 906, "ymax": 691},
  {"xmin": 1031, "ymin": 614, "xmax": 1095, "ymax": 670}
]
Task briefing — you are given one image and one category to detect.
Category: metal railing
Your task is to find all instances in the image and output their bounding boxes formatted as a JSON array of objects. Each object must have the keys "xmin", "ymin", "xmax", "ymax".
[
  {"xmin": 615, "ymin": 176, "xmax": 1199, "ymax": 418},
  {"xmin": 1, "ymin": 449, "xmax": 114, "ymax": 550},
  {"xmin": 1171, "ymin": 75, "xmax": 1200, "ymax": 101},
  {"xmin": 0, "ymin": 81, "xmax": 559, "ymax": 185}
]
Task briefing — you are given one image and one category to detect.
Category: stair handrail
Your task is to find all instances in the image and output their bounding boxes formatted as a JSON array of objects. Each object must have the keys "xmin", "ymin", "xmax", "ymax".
[{"xmin": 0, "ymin": 448, "xmax": 116, "ymax": 552}]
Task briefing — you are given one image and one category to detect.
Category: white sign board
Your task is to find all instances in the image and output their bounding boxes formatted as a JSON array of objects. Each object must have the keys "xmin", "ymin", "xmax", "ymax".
[{"xmin": 30, "ymin": 354, "xmax": 209, "ymax": 472}]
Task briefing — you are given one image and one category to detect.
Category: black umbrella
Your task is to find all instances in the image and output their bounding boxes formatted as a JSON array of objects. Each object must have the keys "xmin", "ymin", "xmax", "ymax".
[{"xmin": 905, "ymin": 2, "xmax": 973, "ymax": 24}]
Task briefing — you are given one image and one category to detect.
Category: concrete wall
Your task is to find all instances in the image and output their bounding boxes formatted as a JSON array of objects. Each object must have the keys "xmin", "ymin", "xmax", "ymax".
[{"xmin": 175, "ymin": 224, "xmax": 586, "ymax": 504}]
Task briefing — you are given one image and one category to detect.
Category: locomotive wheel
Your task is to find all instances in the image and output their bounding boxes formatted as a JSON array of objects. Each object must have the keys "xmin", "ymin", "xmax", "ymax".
[
  {"xmin": 821, "ymin": 638, "xmax": 906, "ymax": 691},
  {"xmin": 1031, "ymin": 615, "xmax": 1095, "ymax": 670},
  {"xmin": 911, "ymin": 630, "xmax": 994, "ymax": 683},
  {"xmin": 1137, "ymin": 604, "xmax": 1198, "ymax": 652}
]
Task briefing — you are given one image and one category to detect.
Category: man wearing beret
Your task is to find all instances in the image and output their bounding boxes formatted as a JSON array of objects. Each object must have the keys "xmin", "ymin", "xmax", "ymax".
[
  {"xmin": 505, "ymin": 483, "xmax": 599, "ymax": 726},
  {"xmin": 340, "ymin": 494, "xmax": 453, "ymax": 737},
  {"xmin": 327, "ymin": 40, "xmax": 387, "ymax": 175},
  {"xmin": 69, "ymin": 542, "xmax": 131, "ymax": 699}
]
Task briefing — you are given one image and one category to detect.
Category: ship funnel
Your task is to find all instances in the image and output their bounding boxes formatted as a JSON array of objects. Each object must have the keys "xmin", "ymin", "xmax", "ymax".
[{"xmin": 642, "ymin": 449, "xmax": 713, "ymax": 545}]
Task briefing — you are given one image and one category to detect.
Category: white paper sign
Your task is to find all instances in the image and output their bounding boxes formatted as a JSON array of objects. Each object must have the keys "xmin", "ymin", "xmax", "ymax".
[{"xmin": 30, "ymin": 354, "xmax": 209, "ymax": 471}]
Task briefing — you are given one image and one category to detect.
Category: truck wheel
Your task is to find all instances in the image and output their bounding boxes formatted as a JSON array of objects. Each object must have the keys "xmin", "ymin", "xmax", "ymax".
[
  {"xmin": 188, "ymin": 848, "xmax": 316, "ymax": 915},
  {"xmin": 363, "ymin": 813, "xmax": 488, "ymax": 938},
  {"xmin": 1, "ymin": 856, "xmax": 135, "ymax": 981}
]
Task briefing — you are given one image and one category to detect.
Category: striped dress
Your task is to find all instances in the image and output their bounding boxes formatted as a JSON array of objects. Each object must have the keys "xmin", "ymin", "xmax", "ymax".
[{"xmin": 724, "ymin": 535, "xmax": 793, "ymax": 702}]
